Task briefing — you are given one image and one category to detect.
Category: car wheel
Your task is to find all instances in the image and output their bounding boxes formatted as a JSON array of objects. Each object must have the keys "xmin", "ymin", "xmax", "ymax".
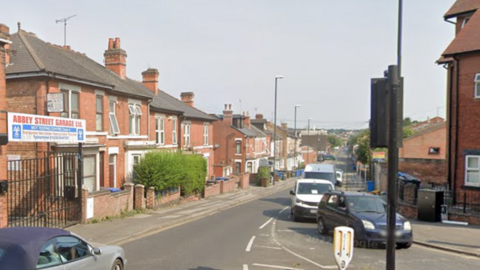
[
  {"xmin": 397, "ymin": 242, "xmax": 412, "ymax": 249},
  {"xmin": 317, "ymin": 218, "xmax": 328, "ymax": 235},
  {"xmin": 111, "ymin": 259, "xmax": 123, "ymax": 270}
]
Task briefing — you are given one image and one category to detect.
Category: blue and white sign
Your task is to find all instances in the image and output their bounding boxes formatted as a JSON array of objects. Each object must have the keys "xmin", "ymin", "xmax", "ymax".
[{"xmin": 8, "ymin": 112, "xmax": 86, "ymax": 143}]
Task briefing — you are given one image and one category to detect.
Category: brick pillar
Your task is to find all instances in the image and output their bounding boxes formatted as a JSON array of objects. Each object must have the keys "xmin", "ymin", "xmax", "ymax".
[
  {"xmin": 134, "ymin": 184, "xmax": 145, "ymax": 210},
  {"xmin": 0, "ymin": 24, "xmax": 10, "ymax": 229},
  {"xmin": 0, "ymin": 194, "xmax": 6, "ymax": 228},
  {"xmin": 146, "ymin": 187, "xmax": 155, "ymax": 209},
  {"xmin": 220, "ymin": 181, "xmax": 225, "ymax": 193},
  {"xmin": 123, "ymin": 182, "xmax": 134, "ymax": 211},
  {"xmin": 81, "ymin": 187, "xmax": 89, "ymax": 224}
]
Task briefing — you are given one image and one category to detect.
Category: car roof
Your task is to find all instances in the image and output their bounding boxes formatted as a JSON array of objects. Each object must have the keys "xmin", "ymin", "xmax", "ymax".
[
  {"xmin": 304, "ymin": 163, "xmax": 335, "ymax": 171},
  {"xmin": 0, "ymin": 227, "xmax": 72, "ymax": 270},
  {"xmin": 325, "ymin": 190, "xmax": 377, "ymax": 197},
  {"xmin": 296, "ymin": 179, "xmax": 334, "ymax": 185}
]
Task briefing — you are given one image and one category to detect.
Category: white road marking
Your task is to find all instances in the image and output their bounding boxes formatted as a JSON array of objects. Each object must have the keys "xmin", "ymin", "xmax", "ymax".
[
  {"xmin": 260, "ymin": 234, "xmax": 270, "ymax": 237},
  {"xmin": 259, "ymin": 218, "xmax": 273, "ymax": 229},
  {"xmin": 252, "ymin": 263, "xmax": 304, "ymax": 270},
  {"xmin": 254, "ymin": 245, "xmax": 283, "ymax": 250},
  {"xmin": 246, "ymin": 236, "xmax": 256, "ymax": 252},
  {"xmin": 271, "ymin": 220, "xmax": 338, "ymax": 269},
  {"xmin": 243, "ymin": 264, "xmax": 249, "ymax": 270},
  {"xmin": 277, "ymin": 229, "xmax": 295, "ymax": 232},
  {"xmin": 279, "ymin": 206, "xmax": 289, "ymax": 214}
]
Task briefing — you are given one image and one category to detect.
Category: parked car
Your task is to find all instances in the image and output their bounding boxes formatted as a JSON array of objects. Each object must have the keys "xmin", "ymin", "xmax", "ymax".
[
  {"xmin": 303, "ymin": 163, "xmax": 340, "ymax": 187},
  {"xmin": 290, "ymin": 179, "xmax": 335, "ymax": 221},
  {"xmin": 316, "ymin": 191, "xmax": 413, "ymax": 249},
  {"xmin": 336, "ymin": 169, "xmax": 343, "ymax": 185},
  {"xmin": 0, "ymin": 227, "xmax": 126, "ymax": 270}
]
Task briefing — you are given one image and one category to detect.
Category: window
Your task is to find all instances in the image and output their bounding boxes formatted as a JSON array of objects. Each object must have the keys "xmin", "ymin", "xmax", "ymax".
[
  {"xmin": 327, "ymin": 195, "xmax": 338, "ymax": 208},
  {"xmin": 83, "ymin": 156, "xmax": 96, "ymax": 192},
  {"xmin": 109, "ymin": 101, "xmax": 120, "ymax": 134},
  {"xmin": 156, "ymin": 117, "xmax": 165, "ymax": 145},
  {"xmin": 172, "ymin": 118, "xmax": 177, "ymax": 145},
  {"xmin": 461, "ymin": 17, "xmax": 470, "ymax": 29},
  {"xmin": 184, "ymin": 123, "xmax": 191, "ymax": 147},
  {"xmin": 203, "ymin": 123, "xmax": 209, "ymax": 145},
  {"xmin": 236, "ymin": 141, "xmax": 241, "ymax": 154},
  {"xmin": 235, "ymin": 162, "xmax": 241, "ymax": 174},
  {"xmin": 465, "ymin": 155, "xmax": 480, "ymax": 186},
  {"xmin": 247, "ymin": 162, "xmax": 253, "ymax": 173},
  {"xmin": 37, "ymin": 236, "xmax": 90, "ymax": 268},
  {"xmin": 96, "ymin": 95, "xmax": 103, "ymax": 131},
  {"xmin": 475, "ymin": 74, "xmax": 480, "ymax": 98},
  {"xmin": 60, "ymin": 90, "xmax": 79, "ymax": 119},
  {"xmin": 129, "ymin": 104, "xmax": 141, "ymax": 135},
  {"xmin": 428, "ymin": 147, "xmax": 440, "ymax": 155}
]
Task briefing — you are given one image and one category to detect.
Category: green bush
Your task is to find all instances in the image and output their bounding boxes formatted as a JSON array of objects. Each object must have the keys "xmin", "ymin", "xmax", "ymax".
[
  {"xmin": 255, "ymin": 166, "xmax": 271, "ymax": 186},
  {"xmin": 133, "ymin": 150, "xmax": 206, "ymax": 196}
]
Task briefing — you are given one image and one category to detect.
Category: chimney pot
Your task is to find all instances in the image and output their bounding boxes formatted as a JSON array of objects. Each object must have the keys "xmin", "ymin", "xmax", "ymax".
[
  {"xmin": 114, "ymin": 38, "xmax": 120, "ymax": 49},
  {"xmin": 180, "ymin": 92, "xmax": 195, "ymax": 107},
  {"xmin": 108, "ymin": 38, "xmax": 114, "ymax": 50},
  {"xmin": 104, "ymin": 37, "xmax": 127, "ymax": 79}
]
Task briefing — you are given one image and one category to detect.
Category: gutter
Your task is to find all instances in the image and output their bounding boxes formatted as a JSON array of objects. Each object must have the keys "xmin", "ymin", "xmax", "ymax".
[
  {"xmin": 452, "ymin": 55, "xmax": 459, "ymax": 195},
  {"xmin": 0, "ymin": 38, "xmax": 12, "ymax": 44}
]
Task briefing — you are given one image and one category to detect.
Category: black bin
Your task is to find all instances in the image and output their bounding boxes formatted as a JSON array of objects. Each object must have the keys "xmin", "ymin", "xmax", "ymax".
[{"xmin": 417, "ymin": 189, "xmax": 444, "ymax": 222}]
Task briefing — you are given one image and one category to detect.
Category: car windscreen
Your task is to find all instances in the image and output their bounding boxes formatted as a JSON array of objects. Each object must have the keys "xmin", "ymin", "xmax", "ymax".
[
  {"xmin": 304, "ymin": 172, "xmax": 335, "ymax": 183},
  {"xmin": 347, "ymin": 196, "xmax": 386, "ymax": 214},
  {"xmin": 297, "ymin": 182, "xmax": 332, "ymax": 195}
]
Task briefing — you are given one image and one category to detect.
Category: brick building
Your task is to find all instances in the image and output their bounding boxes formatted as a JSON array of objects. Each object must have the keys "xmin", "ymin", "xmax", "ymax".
[
  {"xmin": 212, "ymin": 105, "xmax": 268, "ymax": 177},
  {"xmin": 439, "ymin": 0, "xmax": 480, "ymax": 192},
  {"xmin": 0, "ymin": 24, "xmax": 11, "ymax": 228}
]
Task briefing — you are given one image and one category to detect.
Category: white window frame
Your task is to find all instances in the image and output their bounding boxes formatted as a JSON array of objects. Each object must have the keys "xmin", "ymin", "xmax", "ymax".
[
  {"xmin": 96, "ymin": 95, "xmax": 103, "ymax": 131},
  {"xmin": 184, "ymin": 122, "xmax": 191, "ymax": 147},
  {"xmin": 156, "ymin": 116, "xmax": 165, "ymax": 145},
  {"xmin": 203, "ymin": 123, "xmax": 209, "ymax": 146},
  {"xmin": 60, "ymin": 89, "xmax": 80, "ymax": 119},
  {"xmin": 475, "ymin": 74, "xmax": 480, "ymax": 98},
  {"xmin": 465, "ymin": 155, "xmax": 480, "ymax": 187},
  {"xmin": 129, "ymin": 104, "xmax": 141, "ymax": 136},
  {"xmin": 172, "ymin": 118, "xmax": 178, "ymax": 145},
  {"xmin": 109, "ymin": 100, "xmax": 120, "ymax": 134}
]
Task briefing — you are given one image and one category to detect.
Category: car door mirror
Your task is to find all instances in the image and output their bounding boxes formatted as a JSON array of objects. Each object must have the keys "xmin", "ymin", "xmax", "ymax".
[
  {"xmin": 289, "ymin": 190, "xmax": 295, "ymax": 195},
  {"xmin": 92, "ymin": 247, "xmax": 102, "ymax": 255}
]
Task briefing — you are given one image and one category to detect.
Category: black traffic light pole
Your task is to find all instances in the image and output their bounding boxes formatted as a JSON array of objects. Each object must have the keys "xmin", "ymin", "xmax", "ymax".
[{"xmin": 386, "ymin": 65, "xmax": 400, "ymax": 270}]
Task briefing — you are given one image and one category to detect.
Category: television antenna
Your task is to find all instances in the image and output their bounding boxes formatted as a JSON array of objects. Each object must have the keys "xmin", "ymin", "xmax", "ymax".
[{"xmin": 56, "ymin": 14, "xmax": 76, "ymax": 46}]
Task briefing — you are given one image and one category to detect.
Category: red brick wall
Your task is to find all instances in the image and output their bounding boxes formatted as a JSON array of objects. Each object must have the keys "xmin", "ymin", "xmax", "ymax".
[
  {"xmin": 0, "ymin": 25, "xmax": 9, "ymax": 228},
  {"xmin": 238, "ymin": 173, "xmax": 250, "ymax": 189},
  {"xmin": 450, "ymin": 54, "xmax": 480, "ymax": 191},
  {"xmin": 399, "ymin": 126, "xmax": 446, "ymax": 160},
  {"xmin": 397, "ymin": 203, "xmax": 418, "ymax": 219},
  {"xmin": 212, "ymin": 118, "xmax": 245, "ymax": 175},
  {"xmin": 159, "ymin": 187, "xmax": 180, "ymax": 205},
  {"xmin": 220, "ymin": 179, "xmax": 236, "ymax": 193},
  {"xmin": 86, "ymin": 189, "xmax": 132, "ymax": 221},
  {"xmin": 204, "ymin": 183, "xmax": 221, "ymax": 198},
  {"xmin": 134, "ymin": 184, "xmax": 145, "ymax": 210},
  {"xmin": 399, "ymin": 158, "xmax": 447, "ymax": 184}
]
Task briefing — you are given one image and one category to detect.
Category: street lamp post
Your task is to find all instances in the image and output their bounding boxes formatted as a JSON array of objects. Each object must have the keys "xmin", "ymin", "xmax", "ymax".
[
  {"xmin": 307, "ymin": 118, "xmax": 312, "ymax": 164},
  {"xmin": 273, "ymin": 75, "xmax": 284, "ymax": 185},
  {"xmin": 294, "ymin": 105, "xmax": 300, "ymax": 170}
]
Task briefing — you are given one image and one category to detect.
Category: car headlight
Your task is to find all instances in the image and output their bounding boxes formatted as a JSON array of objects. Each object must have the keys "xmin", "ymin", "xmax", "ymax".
[
  {"xmin": 404, "ymin": 221, "xmax": 412, "ymax": 231},
  {"xmin": 362, "ymin": 220, "xmax": 375, "ymax": 230},
  {"xmin": 295, "ymin": 198, "xmax": 304, "ymax": 204}
]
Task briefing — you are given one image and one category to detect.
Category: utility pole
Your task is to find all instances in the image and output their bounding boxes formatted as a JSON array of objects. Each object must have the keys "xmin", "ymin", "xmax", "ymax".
[{"xmin": 56, "ymin": 14, "xmax": 76, "ymax": 46}]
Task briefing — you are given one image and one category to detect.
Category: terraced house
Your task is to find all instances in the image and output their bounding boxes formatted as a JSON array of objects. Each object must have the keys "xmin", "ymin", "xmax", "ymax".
[{"xmin": 1, "ymin": 23, "xmax": 217, "ymax": 227}]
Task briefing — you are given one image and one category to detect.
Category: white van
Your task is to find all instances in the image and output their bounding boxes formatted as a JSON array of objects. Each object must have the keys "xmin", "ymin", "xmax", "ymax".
[
  {"xmin": 290, "ymin": 179, "xmax": 335, "ymax": 221},
  {"xmin": 303, "ymin": 163, "xmax": 340, "ymax": 187}
]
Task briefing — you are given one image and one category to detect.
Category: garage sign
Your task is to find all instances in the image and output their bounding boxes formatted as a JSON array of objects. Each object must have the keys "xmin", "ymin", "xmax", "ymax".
[{"xmin": 8, "ymin": 112, "xmax": 86, "ymax": 143}]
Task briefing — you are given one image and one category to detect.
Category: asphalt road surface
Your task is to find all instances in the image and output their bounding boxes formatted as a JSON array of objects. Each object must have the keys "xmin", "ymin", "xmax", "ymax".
[{"xmin": 122, "ymin": 186, "xmax": 480, "ymax": 270}]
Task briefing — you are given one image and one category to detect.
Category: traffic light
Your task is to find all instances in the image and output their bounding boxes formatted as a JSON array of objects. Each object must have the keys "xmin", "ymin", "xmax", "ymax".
[{"xmin": 370, "ymin": 66, "xmax": 403, "ymax": 148}]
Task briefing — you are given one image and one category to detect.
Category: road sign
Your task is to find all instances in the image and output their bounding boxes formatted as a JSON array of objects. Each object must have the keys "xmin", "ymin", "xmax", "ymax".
[
  {"xmin": 47, "ymin": 92, "xmax": 64, "ymax": 113},
  {"xmin": 333, "ymin": 226, "xmax": 354, "ymax": 270},
  {"xmin": 8, "ymin": 112, "xmax": 86, "ymax": 143},
  {"xmin": 372, "ymin": 151, "xmax": 386, "ymax": 162}
]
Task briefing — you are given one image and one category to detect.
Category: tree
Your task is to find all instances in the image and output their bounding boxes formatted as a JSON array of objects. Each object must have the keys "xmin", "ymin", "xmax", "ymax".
[{"xmin": 327, "ymin": 135, "xmax": 343, "ymax": 148}]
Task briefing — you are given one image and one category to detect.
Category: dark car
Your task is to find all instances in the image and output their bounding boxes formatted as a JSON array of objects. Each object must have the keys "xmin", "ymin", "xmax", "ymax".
[
  {"xmin": 0, "ymin": 227, "xmax": 126, "ymax": 270},
  {"xmin": 316, "ymin": 191, "xmax": 413, "ymax": 249}
]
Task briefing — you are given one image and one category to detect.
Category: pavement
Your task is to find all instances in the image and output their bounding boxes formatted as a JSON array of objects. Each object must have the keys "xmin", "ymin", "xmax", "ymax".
[{"xmin": 66, "ymin": 177, "xmax": 480, "ymax": 258}]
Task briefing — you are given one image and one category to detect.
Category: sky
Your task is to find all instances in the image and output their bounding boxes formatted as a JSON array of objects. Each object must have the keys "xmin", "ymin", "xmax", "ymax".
[{"xmin": 3, "ymin": 0, "xmax": 456, "ymax": 130}]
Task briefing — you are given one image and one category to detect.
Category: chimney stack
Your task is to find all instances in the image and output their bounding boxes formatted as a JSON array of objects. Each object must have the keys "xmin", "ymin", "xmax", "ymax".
[
  {"xmin": 244, "ymin": 111, "xmax": 251, "ymax": 128},
  {"xmin": 0, "ymin": 24, "xmax": 10, "ymax": 65},
  {"xmin": 142, "ymin": 68, "xmax": 159, "ymax": 95},
  {"xmin": 255, "ymin": 114, "xmax": 263, "ymax": 120},
  {"xmin": 281, "ymin": 123, "xmax": 288, "ymax": 130},
  {"xmin": 104, "ymin": 37, "xmax": 127, "ymax": 79},
  {"xmin": 223, "ymin": 104, "xmax": 233, "ymax": 126},
  {"xmin": 180, "ymin": 92, "xmax": 195, "ymax": 107}
]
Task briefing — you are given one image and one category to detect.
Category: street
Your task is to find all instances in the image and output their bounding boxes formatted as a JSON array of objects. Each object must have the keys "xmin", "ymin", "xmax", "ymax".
[{"xmin": 122, "ymin": 186, "xmax": 480, "ymax": 270}]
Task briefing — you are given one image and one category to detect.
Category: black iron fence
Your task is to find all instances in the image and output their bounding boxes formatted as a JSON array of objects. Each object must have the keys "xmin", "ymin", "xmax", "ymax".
[
  {"xmin": 399, "ymin": 182, "xmax": 480, "ymax": 215},
  {"xmin": 7, "ymin": 152, "xmax": 82, "ymax": 228}
]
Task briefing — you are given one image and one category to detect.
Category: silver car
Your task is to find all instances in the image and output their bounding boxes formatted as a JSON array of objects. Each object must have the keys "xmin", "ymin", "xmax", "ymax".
[{"xmin": 0, "ymin": 227, "xmax": 126, "ymax": 270}]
